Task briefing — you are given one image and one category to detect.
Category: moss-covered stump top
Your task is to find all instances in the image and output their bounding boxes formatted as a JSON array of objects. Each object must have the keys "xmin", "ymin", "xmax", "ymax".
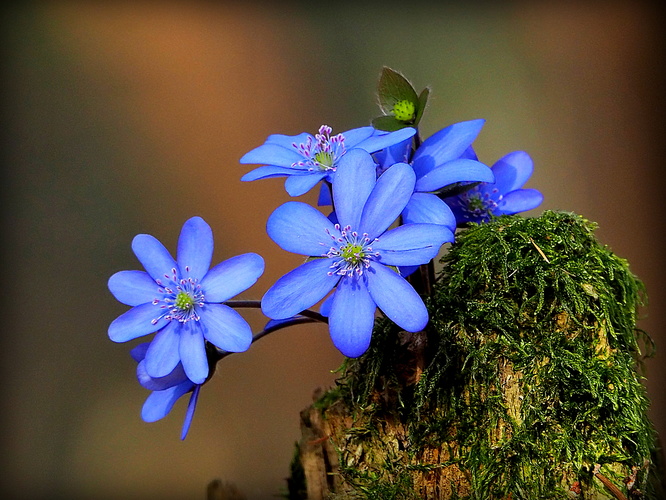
[{"xmin": 304, "ymin": 211, "xmax": 661, "ymax": 499}]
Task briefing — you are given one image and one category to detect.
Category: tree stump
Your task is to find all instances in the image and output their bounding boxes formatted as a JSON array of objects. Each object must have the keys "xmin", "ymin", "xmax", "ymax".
[{"xmin": 289, "ymin": 212, "xmax": 663, "ymax": 499}]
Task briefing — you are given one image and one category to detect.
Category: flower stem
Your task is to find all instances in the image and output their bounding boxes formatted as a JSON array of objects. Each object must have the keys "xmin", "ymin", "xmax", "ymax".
[
  {"xmin": 413, "ymin": 130, "xmax": 422, "ymax": 151},
  {"xmin": 211, "ymin": 301, "xmax": 329, "ymax": 361},
  {"xmin": 223, "ymin": 300, "xmax": 327, "ymax": 323}
]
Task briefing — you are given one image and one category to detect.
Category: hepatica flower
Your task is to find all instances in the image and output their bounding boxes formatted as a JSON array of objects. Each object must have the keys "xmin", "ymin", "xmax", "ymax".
[
  {"xmin": 443, "ymin": 150, "xmax": 543, "ymax": 225},
  {"xmin": 261, "ymin": 149, "xmax": 453, "ymax": 357},
  {"xmin": 108, "ymin": 216, "xmax": 265, "ymax": 384},
  {"xmin": 240, "ymin": 124, "xmax": 416, "ymax": 197},
  {"xmin": 398, "ymin": 119, "xmax": 496, "ymax": 229},
  {"xmin": 131, "ymin": 343, "xmax": 201, "ymax": 440}
]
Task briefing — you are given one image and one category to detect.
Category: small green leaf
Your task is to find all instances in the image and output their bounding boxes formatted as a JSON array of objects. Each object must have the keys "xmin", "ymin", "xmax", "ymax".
[
  {"xmin": 414, "ymin": 87, "xmax": 430, "ymax": 126},
  {"xmin": 377, "ymin": 67, "xmax": 418, "ymax": 115},
  {"xmin": 387, "ymin": 265, "xmax": 401, "ymax": 275},
  {"xmin": 371, "ymin": 115, "xmax": 409, "ymax": 132}
]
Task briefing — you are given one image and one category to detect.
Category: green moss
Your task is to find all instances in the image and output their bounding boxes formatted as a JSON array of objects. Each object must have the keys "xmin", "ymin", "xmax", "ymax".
[
  {"xmin": 305, "ymin": 211, "xmax": 661, "ymax": 499},
  {"xmin": 313, "ymin": 385, "xmax": 344, "ymax": 411}
]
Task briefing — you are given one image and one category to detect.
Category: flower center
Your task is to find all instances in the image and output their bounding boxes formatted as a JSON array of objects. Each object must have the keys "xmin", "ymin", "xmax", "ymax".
[
  {"xmin": 314, "ymin": 151, "xmax": 334, "ymax": 168},
  {"xmin": 458, "ymin": 187, "xmax": 501, "ymax": 220},
  {"xmin": 340, "ymin": 243, "xmax": 365, "ymax": 265},
  {"xmin": 292, "ymin": 125, "xmax": 346, "ymax": 172},
  {"xmin": 175, "ymin": 291, "xmax": 195, "ymax": 310},
  {"xmin": 393, "ymin": 99, "xmax": 416, "ymax": 122},
  {"xmin": 151, "ymin": 267, "xmax": 205, "ymax": 324},
  {"xmin": 325, "ymin": 225, "xmax": 379, "ymax": 276}
]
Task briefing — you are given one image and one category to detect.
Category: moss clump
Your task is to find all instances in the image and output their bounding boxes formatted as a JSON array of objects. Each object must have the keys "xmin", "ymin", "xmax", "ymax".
[{"xmin": 296, "ymin": 211, "xmax": 662, "ymax": 499}]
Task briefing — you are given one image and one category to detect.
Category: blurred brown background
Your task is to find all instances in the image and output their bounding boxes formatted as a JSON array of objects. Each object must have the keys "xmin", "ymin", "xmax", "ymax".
[{"xmin": 1, "ymin": 2, "xmax": 664, "ymax": 499}]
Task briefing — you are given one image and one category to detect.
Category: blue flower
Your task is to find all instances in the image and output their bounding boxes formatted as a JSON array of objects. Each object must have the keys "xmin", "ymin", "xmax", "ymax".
[
  {"xmin": 240, "ymin": 124, "xmax": 416, "ymax": 197},
  {"xmin": 396, "ymin": 119, "xmax": 496, "ymax": 229},
  {"xmin": 443, "ymin": 150, "xmax": 543, "ymax": 225},
  {"xmin": 261, "ymin": 149, "xmax": 454, "ymax": 357},
  {"xmin": 130, "ymin": 342, "xmax": 201, "ymax": 440},
  {"xmin": 108, "ymin": 216, "xmax": 265, "ymax": 384}
]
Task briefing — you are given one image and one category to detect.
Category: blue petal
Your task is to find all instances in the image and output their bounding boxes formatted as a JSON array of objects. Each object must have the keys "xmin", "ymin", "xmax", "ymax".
[
  {"xmin": 402, "ymin": 193, "xmax": 457, "ymax": 229},
  {"xmin": 201, "ymin": 253, "xmax": 264, "ymax": 303},
  {"xmin": 412, "ymin": 119, "xmax": 485, "ymax": 178},
  {"xmin": 285, "ymin": 172, "xmax": 328, "ymax": 196},
  {"xmin": 137, "ymin": 360, "xmax": 160, "ymax": 390},
  {"xmin": 339, "ymin": 126, "xmax": 375, "ymax": 148},
  {"xmin": 414, "ymin": 159, "xmax": 494, "ymax": 192},
  {"xmin": 264, "ymin": 132, "xmax": 312, "ymax": 147},
  {"xmin": 491, "ymin": 151, "xmax": 534, "ymax": 194},
  {"xmin": 317, "ymin": 182, "xmax": 332, "ymax": 206},
  {"xmin": 199, "ymin": 303, "xmax": 252, "ymax": 352},
  {"xmin": 108, "ymin": 303, "xmax": 167, "ymax": 342},
  {"xmin": 177, "ymin": 217, "xmax": 213, "ymax": 281},
  {"xmin": 132, "ymin": 233, "xmax": 178, "ymax": 283},
  {"xmin": 333, "ymin": 149, "xmax": 376, "ymax": 229},
  {"xmin": 460, "ymin": 145, "xmax": 478, "ymax": 160},
  {"xmin": 137, "ymin": 358, "xmax": 189, "ymax": 391},
  {"xmin": 374, "ymin": 137, "xmax": 412, "ymax": 172},
  {"xmin": 266, "ymin": 202, "xmax": 339, "ymax": 256},
  {"xmin": 354, "ymin": 127, "xmax": 416, "ymax": 154},
  {"xmin": 328, "ymin": 276, "xmax": 376, "ymax": 358},
  {"xmin": 319, "ymin": 293, "xmax": 333, "ymax": 317},
  {"xmin": 358, "ymin": 162, "xmax": 415, "ymax": 239},
  {"xmin": 130, "ymin": 342, "xmax": 150, "ymax": 362},
  {"xmin": 327, "ymin": 210, "xmax": 339, "ymax": 225},
  {"xmin": 141, "ymin": 382, "xmax": 193, "ymax": 423},
  {"xmin": 496, "ymin": 188, "xmax": 544, "ymax": 215},
  {"xmin": 398, "ymin": 265, "xmax": 419, "ymax": 277},
  {"xmin": 178, "ymin": 322, "xmax": 208, "ymax": 384},
  {"xmin": 366, "ymin": 264, "xmax": 428, "ymax": 332},
  {"xmin": 108, "ymin": 270, "xmax": 157, "ymax": 306},
  {"xmin": 180, "ymin": 385, "xmax": 201, "ymax": 440},
  {"xmin": 239, "ymin": 143, "xmax": 303, "ymax": 167},
  {"xmin": 145, "ymin": 321, "xmax": 182, "ymax": 378},
  {"xmin": 241, "ymin": 165, "xmax": 306, "ymax": 181},
  {"xmin": 373, "ymin": 224, "xmax": 453, "ymax": 266},
  {"xmin": 262, "ymin": 258, "xmax": 340, "ymax": 319}
]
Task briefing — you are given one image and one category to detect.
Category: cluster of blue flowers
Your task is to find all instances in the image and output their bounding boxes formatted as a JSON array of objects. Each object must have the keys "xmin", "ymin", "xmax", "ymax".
[{"xmin": 108, "ymin": 71, "xmax": 542, "ymax": 439}]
